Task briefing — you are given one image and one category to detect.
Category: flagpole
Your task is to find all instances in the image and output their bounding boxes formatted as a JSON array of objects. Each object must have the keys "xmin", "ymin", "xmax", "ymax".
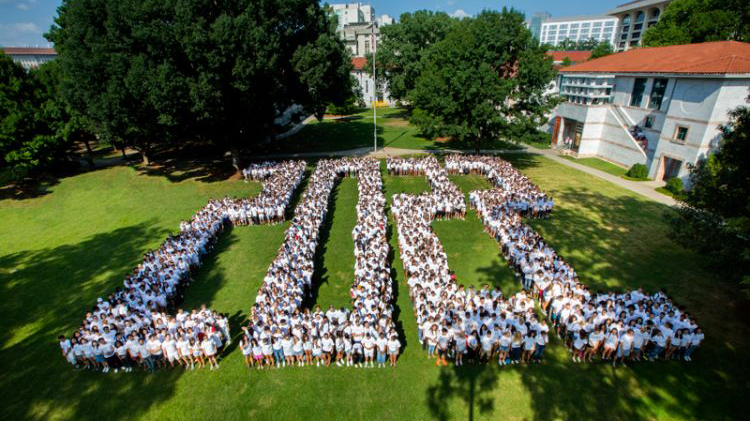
[{"xmin": 372, "ymin": 22, "xmax": 377, "ymax": 152}]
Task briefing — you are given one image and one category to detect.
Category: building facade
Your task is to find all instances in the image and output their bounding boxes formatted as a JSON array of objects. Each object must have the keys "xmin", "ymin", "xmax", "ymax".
[
  {"xmin": 551, "ymin": 41, "xmax": 750, "ymax": 184},
  {"xmin": 1, "ymin": 47, "xmax": 57, "ymax": 70},
  {"xmin": 539, "ymin": 16, "xmax": 618, "ymax": 47},
  {"xmin": 608, "ymin": 0, "xmax": 673, "ymax": 51},
  {"xmin": 526, "ymin": 12, "xmax": 551, "ymax": 40}
]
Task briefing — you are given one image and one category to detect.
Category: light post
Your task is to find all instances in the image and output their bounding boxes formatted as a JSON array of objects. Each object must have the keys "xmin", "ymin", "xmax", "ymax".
[{"xmin": 372, "ymin": 22, "xmax": 377, "ymax": 152}]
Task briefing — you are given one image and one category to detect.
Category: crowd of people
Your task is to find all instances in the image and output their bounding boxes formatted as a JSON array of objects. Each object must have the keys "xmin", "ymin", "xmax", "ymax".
[
  {"xmin": 390, "ymin": 155, "xmax": 702, "ymax": 366},
  {"xmin": 60, "ymin": 161, "xmax": 306, "ymax": 372},
  {"xmin": 241, "ymin": 158, "xmax": 400, "ymax": 368}
]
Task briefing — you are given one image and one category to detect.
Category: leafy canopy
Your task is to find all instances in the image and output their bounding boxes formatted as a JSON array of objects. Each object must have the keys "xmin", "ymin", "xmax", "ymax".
[
  {"xmin": 408, "ymin": 9, "xmax": 558, "ymax": 151},
  {"xmin": 643, "ymin": 0, "xmax": 750, "ymax": 47}
]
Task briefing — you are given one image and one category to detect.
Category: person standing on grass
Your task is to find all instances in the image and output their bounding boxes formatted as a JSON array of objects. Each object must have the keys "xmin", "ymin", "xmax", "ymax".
[
  {"xmin": 191, "ymin": 338, "xmax": 204, "ymax": 369},
  {"xmin": 376, "ymin": 332, "xmax": 388, "ymax": 368},
  {"xmin": 201, "ymin": 336, "xmax": 219, "ymax": 370},
  {"xmin": 684, "ymin": 327, "xmax": 703, "ymax": 362},
  {"xmin": 602, "ymin": 328, "xmax": 619, "ymax": 361},
  {"xmin": 498, "ymin": 330, "xmax": 511, "ymax": 366},
  {"xmin": 522, "ymin": 331, "xmax": 537, "ymax": 364},
  {"xmin": 614, "ymin": 329, "xmax": 634, "ymax": 367},
  {"xmin": 436, "ymin": 328, "xmax": 451, "ymax": 366},
  {"xmin": 240, "ymin": 336, "xmax": 253, "ymax": 368},
  {"xmin": 388, "ymin": 334, "xmax": 401, "ymax": 367}
]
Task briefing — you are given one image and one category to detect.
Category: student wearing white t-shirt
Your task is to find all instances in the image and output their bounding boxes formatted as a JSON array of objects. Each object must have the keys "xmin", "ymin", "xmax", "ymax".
[
  {"xmin": 375, "ymin": 333, "xmax": 388, "ymax": 368},
  {"xmin": 522, "ymin": 331, "xmax": 537, "ymax": 364},
  {"xmin": 240, "ymin": 335, "xmax": 253, "ymax": 368},
  {"xmin": 684, "ymin": 327, "xmax": 703, "ymax": 361},
  {"xmin": 362, "ymin": 333, "xmax": 376, "ymax": 368},
  {"xmin": 614, "ymin": 329, "xmax": 635, "ymax": 367},
  {"xmin": 387, "ymin": 334, "xmax": 401, "ymax": 367},
  {"xmin": 201, "ymin": 337, "xmax": 219, "ymax": 370}
]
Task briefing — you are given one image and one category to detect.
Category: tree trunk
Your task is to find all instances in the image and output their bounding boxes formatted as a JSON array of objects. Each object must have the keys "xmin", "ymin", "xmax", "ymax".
[
  {"xmin": 230, "ymin": 147, "xmax": 242, "ymax": 173},
  {"xmin": 141, "ymin": 151, "xmax": 150, "ymax": 166},
  {"xmin": 82, "ymin": 138, "xmax": 95, "ymax": 169},
  {"xmin": 475, "ymin": 136, "xmax": 481, "ymax": 154}
]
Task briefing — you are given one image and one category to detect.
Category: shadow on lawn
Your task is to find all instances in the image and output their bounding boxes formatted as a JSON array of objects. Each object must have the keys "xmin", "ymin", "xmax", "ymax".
[
  {"xmin": 0, "ymin": 219, "xmax": 241, "ymax": 421},
  {"xmin": 426, "ymin": 364, "xmax": 499, "ymax": 421}
]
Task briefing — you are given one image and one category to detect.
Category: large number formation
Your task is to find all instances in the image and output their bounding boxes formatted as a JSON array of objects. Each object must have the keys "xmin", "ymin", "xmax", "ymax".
[{"xmin": 60, "ymin": 156, "xmax": 703, "ymax": 373}]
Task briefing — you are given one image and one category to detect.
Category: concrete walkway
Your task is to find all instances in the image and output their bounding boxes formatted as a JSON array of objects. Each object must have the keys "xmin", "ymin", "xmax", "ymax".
[{"xmin": 254, "ymin": 145, "xmax": 677, "ymax": 206}]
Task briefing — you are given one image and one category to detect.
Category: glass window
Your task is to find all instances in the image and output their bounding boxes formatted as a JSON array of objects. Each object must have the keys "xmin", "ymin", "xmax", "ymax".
[
  {"xmin": 570, "ymin": 23, "xmax": 579, "ymax": 29},
  {"xmin": 674, "ymin": 126, "xmax": 689, "ymax": 142},
  {"xmin": 632, "ymin": 32, "xmax": 641, "ymax": 39},
  {"xmin": 634, "ymin": 23, "xmax": 643, "ymax": 30},
  {"xmin": 622, "ymin": 14, "xmax": 631, "ymax": 25},
  {"xmin": 621, "ymin": 33, "xmax": 629, "ymax": 40},
  {"xmin": 636, "ymin": 11, "xmax": 645, "ymax": 23},
  {"xmin": 630, "ymin": 78, "xmax": 647, "ymax": 107},
  {"xmin": 649, "ymin": 78, "xmax": 668, "ymax": 109},
  {"xmin": 559, "ymin": 24, "xmax": 568, "ymax": 29},
  {"xmin": 605, "ymin": 21, "xmax": 615, "ymax": 27},
  {"xmin": 593, "ymin": 22, "xmax": 602, "ymax": 27},
  {"xmin": 582, "ymin": 23, "xmax": 590, "ymax": 28},
  {"xmin": 650, "ymin": 8, "xmax": 661, "ymax": 20},
  {"xmin": 618, "ymin": 41, "xmax": 626, "ymax": 48},
  {"xmin": 630, "ymin": 40, "xmax": 639, "ymax": 47},
  {"xmin": 645, "ymin": 116, "xmax": 655, "ymax": 128},
  {"xmin": 548, "ymin": 24, "xmax": 557, "ymax": 30}
]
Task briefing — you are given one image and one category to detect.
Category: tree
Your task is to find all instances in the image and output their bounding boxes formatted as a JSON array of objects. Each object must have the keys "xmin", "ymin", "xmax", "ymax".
[
  {"xmin": 49, "ymin": 0, "xmax": 351, "ymax": 170},
  {"xmin": 0, "ymin": 52, "xmax": 76, "ymax": 179},
  {"xmin": 560, "ymin": 57, "xmax": 572, "ymax": 66},
  {"xmin": 48, "ymin": 0, "xmax": 189, "ymax": 166},
  {"xmin": 643, "ymin": 0, "xmax": 750, "ymax": 47},
  {"xmin": 664, "ymin": 92, "xmax": 750, "ymax": 295},
  {"xmin": 369, "ymin": 10, "xmax": 456, "ymax": 103},
  {"xmin": 590, "ymin": 41, "xmax": 614, "ymax": 60},
  {"xmin": 408, "ymin": 9, "xmax": 558, "ymax": 153}
]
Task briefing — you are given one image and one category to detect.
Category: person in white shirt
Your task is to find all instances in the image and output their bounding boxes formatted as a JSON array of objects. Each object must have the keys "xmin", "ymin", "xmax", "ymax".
[
  {"xmin": 684, "ymin": 327, "xmax": 703, "ymax": 362},
  {"xmin": 387, "ymin": 334, "xmax": 401, "ymax": 367},
  {"xmin": 201, "ymin": 337, "xmax": 219, "ymax": 370},
  {"xmin": 522, "ymin": 331, "xmax": 537, "ymax": 364},
  {"xmin": 614, "ymin": 329, "xmax": 635, "ymax": 367}
]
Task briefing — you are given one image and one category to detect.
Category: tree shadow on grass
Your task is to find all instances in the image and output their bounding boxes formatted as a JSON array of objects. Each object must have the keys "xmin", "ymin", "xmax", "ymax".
[
  {"xmin": 0, "ymin": 219, "xmax": 241, "ymax": 421},
  {"xmin": 304, "ymin": 177, "xmax": 339, "ymax": 308},
  {"xmin": 426, "ymin": 364, "xmax": 499, "ymax": 421}
]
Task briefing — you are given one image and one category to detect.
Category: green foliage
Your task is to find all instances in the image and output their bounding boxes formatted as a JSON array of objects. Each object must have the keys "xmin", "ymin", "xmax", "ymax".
[
  {"xmin": 626, "ymin": 163, "xmax": 649, "ymax": 179},
  {"xmin": 590, "ymin": 41, "xmax": 614, "ymax": 60},
  {"xmin": 665, "ymin": 177, "xmax": 683, "ymax": 195},
  {"xmin": 0, "ymin": 52, "xmax": 78, "ymax": 180},
  {"xmin": 550, "ymin": 37, "xmax": 607, "ymax": 51},
  {"xmin": 370, "ymin": 10, "xmax": 456, "ymax": 102},
  {"xmin": 48, "ymin": 0, "xmax": 352, "ymax": 168},
  {"xmin": 560, "ymin": 57, "xmax": 572, "ymax": 66},
  {"xmin": 665, "ymin": 93, "xmax": 750, "ymax": 294},
  {"xmin": 408, "ymin": 9, "xmax": 558, "ymax": 152},
  {"xmin": 643, "ymin": 0, "xmax": 750, "ymax": 47}
]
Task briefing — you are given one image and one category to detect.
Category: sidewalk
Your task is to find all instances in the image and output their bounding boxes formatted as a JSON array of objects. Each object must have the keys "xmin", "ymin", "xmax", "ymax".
[{"xmin": 254, "ymin": 145, "xmax": 677, "ymax": 206}]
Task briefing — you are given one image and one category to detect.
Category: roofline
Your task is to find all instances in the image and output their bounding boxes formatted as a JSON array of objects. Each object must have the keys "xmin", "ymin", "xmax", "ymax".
[
  {"xmin": 544, "ymin": 15, "xmax": 619, "ymax": 23},
  {"xmin": 559, "ymin": 71, "xmax": 750, "ymax": 78},
  {"xmin": 607, "ymin": 0, "xmax": 672, "ymax": 15}
]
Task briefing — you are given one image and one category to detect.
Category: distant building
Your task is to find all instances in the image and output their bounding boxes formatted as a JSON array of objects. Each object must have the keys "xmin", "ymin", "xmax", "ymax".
[
  {"xmin": 1, "ymin": 47, "xmax": 56, "ymax": 70},
  {"xmin": 551, "ymin": 41, "xmax": 750, "ymax": 184},
  {"xmin": 539, "ymin": 15, "xmax": 618, "ymax": 47},
  {"xmin": 526, "ymin": 12, "xmax": 551, "ymax": 40},
  {"xmin": 331, "ymin": 3, "xmax": 393, "ymax": 107},
  {"xmin": 608, "ymin": 0, "xmax": 673, "ymax": 51}
]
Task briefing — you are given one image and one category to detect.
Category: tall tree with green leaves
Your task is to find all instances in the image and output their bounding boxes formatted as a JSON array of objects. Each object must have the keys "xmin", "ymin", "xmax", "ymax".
[
  {"xmin": 48, "ymin": 0, "xmax": 190, "ymax": 165},
  {"xmin": 171, "ymin": 0, "xmax": 352, "ymax": 170},
  {"xmin": 408, "ymin": 9, "xmax": 558, "ymax": 152},
  {"xmin": 665, "ymin": 92, "xmax": 750, "ymax": 294},
  {"xmin": 369, "ymin": 10, "xmax": 456, "ymax": 103},
  {"xmin": 643, "ymin": 0, "xmax": 750, "ymax": 47}
]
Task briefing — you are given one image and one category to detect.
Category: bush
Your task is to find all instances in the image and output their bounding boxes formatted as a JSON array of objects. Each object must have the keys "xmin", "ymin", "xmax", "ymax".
[
  {"xmin": 666, "ymin": 177, "xmax": 683, "ymax": 195},
  {"xmin": 626, "ymin": 163, "xmax": 649, "ymax": 179}
]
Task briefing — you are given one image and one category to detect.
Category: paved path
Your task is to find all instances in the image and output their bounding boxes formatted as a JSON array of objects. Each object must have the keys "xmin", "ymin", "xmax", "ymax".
[{"xmin": 524, "ymin": 146, "xmax": 677, "ymax": 206}]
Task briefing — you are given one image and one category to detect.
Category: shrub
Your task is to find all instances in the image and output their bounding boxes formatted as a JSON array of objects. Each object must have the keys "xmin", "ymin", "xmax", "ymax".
[
  {"xmin": 626, "ymin": 163, "xmax": 649, "ymax": 179},
  {"xmin": 666, "ymin": 177, "xmax": 683, "ymax": 195}
]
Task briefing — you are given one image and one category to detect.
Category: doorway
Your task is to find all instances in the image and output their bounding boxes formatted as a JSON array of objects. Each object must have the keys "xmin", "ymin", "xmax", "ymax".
[{"xmin": 661, "ymin": 156, "xmax": 682, "ymax": 181}]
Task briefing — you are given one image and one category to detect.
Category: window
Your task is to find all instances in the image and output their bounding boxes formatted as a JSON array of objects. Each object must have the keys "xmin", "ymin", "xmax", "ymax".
[
  {"xmin": 619, "ymin": 41, "xmax": 626, "ymax": 48},
  {"xmin": 674, "ymin": 126, "xmax": 689, "ymax": 142},
  {"xmin": 649, "ymin": 78, "xmax": 668, "ymax": 110},
  {"xmin": 645, "ymin": 116, "xmax": 655, "ymax": 128},
  {"xmin": 593, "ymin": 22, "xmax": 602, "ymax": 28},
  {"xmin": 605, "ymin": 21, "xmax": 615, "ymax": 27},
  {"xmin": 631, "ymin": 32, "xmax": 641, "ymax": 39},
  {"xmin": 634, "ymin": 23, "xmax": 643, "ymax": 30},
  {"xmin": 630, "ymin": 78, "xmax": 647, "ymax": 107},
  {"xmin": 635, "ymin": 11, "xmax": 645, "ymax": 23},
  {"xmin": 570, "ymin": 23, "xmax": 579, "ymax": 29},
  {"xmin": 650, "ymin": 8, "xmax": 660, "ymax": 20},
  {"xmin": 621, "ymin": 33, "xmax": 629, "ymax": 40},
  {"xmin": 559, "ymin": 24, "xmax": 568, "ymax": 29},
  {"xmin": 365, "ymin": 40, "xmax": 370, "ymax": 54},
  {"xmin": 622, "ymin": 14, "xmax": 631, "ymax": 25},
  {"xmin": 630, "ymin": 40, "xmax": 639, "ymax": 47},
  {"xmin": 582, "ymin": 23, "xmax": 590, "ymax": 28}
]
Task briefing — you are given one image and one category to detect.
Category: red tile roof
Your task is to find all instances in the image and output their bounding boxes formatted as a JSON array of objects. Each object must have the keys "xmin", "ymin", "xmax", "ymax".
[
  {"xmin": 560, "ymin": 41, "xmax": 750, "ymax": 74},
  {"xmin": 2, "ymin": 47, "xmax": 57, "ymax": 55},
  {"xmin": 352, "ymin": 57, "xmax": 367, "ymax": 70},
  {"xmin": 547, "ymin": 50, "xmax": 592, "ymax": 64}
]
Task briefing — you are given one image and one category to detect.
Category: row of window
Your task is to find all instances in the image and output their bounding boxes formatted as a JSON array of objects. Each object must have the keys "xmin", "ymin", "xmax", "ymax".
[
  {"xmin": 544, "ymin": 21, "xmax": 615, "ymax": 31},
  {"xmin": 621, "ymin": 8, "xmax": 660, "ymax": 26}
]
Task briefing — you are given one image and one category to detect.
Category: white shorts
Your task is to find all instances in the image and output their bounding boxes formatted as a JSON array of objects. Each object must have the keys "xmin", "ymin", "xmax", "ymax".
[{"xmin": 364, "ymin": 350, "xmax": 374, "ymax": 357}]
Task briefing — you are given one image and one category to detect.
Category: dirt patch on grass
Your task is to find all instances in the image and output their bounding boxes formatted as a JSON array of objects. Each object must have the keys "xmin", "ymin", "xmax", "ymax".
[
  {"xmin": 384, "ymin": 119, "xmax": 410, "ymax": 127},
  {"xmin": 434, "ymin": 136, "xmax": 455, "ymax": 143}
]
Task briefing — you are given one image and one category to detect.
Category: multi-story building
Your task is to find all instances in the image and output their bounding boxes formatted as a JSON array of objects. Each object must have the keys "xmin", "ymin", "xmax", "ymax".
[
  {"xmin": 539, "ymin": 15, "xmax": 618, "ymax": 47},
  {"xmin": 1, "ymin": 47, "xmax": 57, "ymax": 70},
  {"xmin": 526, "ymin": 12, "xmax": 551, "ymax": 40},
  {"xmin": 331, "ymin": 3, "xmax": 393, "ymax": 107},
  {"xmin": 550, "ymin": 41, "xmax": 750, "ymax": 184},
  {"xmin": 608, "ymin": 0, "xmax": 673, "ymax": 51}
]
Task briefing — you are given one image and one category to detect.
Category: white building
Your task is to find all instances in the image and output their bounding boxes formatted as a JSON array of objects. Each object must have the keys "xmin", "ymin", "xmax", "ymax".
[
  {"xmin": 539, "ymin": 15, "xmax": 618, "ymax": 47},
  {"xmin": 608, "ymin": 0, "xmax": 673, "ymax": 51},
  {"xmin": 1, "ymin": 47, "xmax": 57, "ymax": 70},
  {"xmin": 551, "ymin": 41, "xmax": 750, "ymax": 184},
  {"xmin": 331, "ymin": 3, "xmax": 393, "ymax": 107}
]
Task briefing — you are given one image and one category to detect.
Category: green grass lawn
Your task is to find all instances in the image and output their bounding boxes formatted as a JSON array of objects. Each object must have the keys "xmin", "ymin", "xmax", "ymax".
[
  {"xmin": 267, "ymin": 108, "xmax": 523, "ymax": 153},
  {"xmin": 1, "ymin": 154, "xmax": 748, "ymax": 421},
  {"xmin": 563, "ymin": 156, "xmax": 629, "ymax": 177}
]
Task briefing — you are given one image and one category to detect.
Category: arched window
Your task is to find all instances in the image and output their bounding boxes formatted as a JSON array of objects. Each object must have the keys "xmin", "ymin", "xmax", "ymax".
[
  {"xmin": 635, "ymin": 11, "xmax": 645, "ymax": 23},
  {"xmin": 650, "ymin": 8, "xmax": 661, "ymax": 20},
  {"xmin": 622, "ymin": 14, "xmax": 631, "ymax": 25}
]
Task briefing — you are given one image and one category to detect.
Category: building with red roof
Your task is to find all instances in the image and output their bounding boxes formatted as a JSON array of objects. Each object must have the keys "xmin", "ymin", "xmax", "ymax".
[
  {"xmin": 550, "ymin": 41, "xmax": 750, "ymax": 184},
  {"xmin": 1, "ymin": 47, "xmax": 57, "ymax": 70},
  {"xmin": 547, "ymin": 51, "xmax": 592, "ymax": 67}
]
